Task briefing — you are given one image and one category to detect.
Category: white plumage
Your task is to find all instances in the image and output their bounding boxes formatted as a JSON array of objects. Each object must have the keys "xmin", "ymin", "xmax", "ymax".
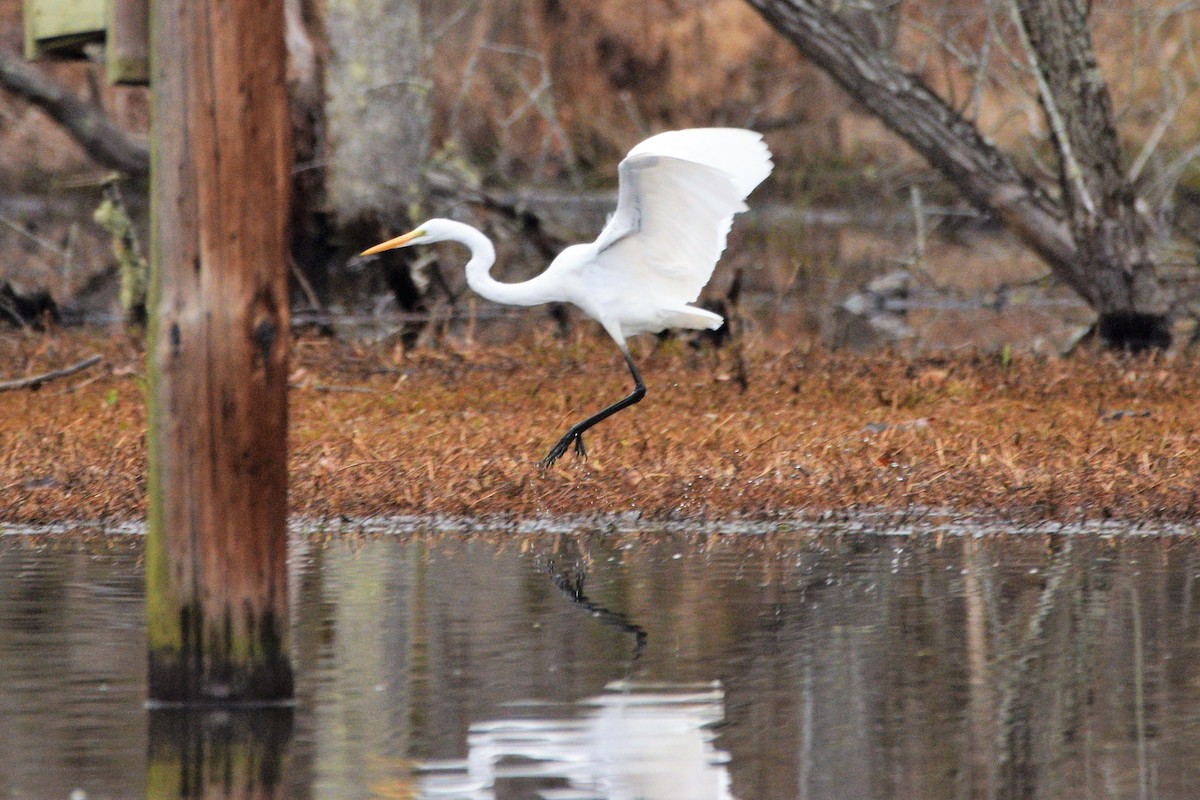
[
  {"xmin": 361, "ymin": 128, "xmax": 773, "ymax": 466},
  {"xmin": 576, "ymin": 128, "xmax": 771, "ymax": 336}
]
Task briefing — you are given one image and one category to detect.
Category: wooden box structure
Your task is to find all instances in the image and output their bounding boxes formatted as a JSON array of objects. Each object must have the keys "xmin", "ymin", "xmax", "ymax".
[{"xmin": 22, "ymin": 0, "xmax": 148, "ymax": 84}]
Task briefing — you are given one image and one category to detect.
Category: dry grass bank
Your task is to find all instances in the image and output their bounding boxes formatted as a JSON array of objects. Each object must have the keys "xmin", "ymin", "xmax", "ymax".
[{"xmin": 1, "ymin": 329, "xmax": 1199, "ymax": 526}]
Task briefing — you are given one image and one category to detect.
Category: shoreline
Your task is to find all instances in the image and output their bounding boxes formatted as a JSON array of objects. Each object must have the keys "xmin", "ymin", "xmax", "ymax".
[{"xmin": 4, "ymin": 330, "xmax": 1199, "ymax": 526}]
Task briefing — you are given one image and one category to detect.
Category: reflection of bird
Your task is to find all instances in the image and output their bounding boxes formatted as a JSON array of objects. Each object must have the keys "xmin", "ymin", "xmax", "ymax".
[
  {"xmin": 435, "ymin": 683, "xmax": 732, "ymax": 800},
  {"xmin": 362, "ymin": 128, "xmax": 772, "ymax": 467}
]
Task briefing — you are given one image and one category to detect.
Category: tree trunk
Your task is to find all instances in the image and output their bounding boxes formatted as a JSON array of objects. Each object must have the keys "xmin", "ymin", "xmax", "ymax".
[
  {"xmin": 146, "ymin": 0, "xmax": 294, "ymax": 702},
  {"xmin": 322, "ymin": 0, "xmax": 432, "ymax": 329},
  {"xmin": 323, "ymin": 0, "xmax": 430, "ymax": 228},
  {"xmin": 745, "ymin": 0, "xmax": 1170, "ymax": 349},
  {"xmin": 1013, "ymin": 0, "xmax": 1169, "ymax": 349}
]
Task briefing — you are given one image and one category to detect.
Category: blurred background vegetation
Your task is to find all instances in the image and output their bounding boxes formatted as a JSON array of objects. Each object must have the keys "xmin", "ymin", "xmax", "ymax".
[{"xmin": 4, "ymin": 0, "xmax": 1200, "ymax": 353}]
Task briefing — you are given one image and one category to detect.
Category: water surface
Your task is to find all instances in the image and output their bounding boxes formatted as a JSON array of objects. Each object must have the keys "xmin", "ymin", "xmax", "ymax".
[{"xmin": 1, "ymin": 527, "xmax": 1198, "ymax": 799}]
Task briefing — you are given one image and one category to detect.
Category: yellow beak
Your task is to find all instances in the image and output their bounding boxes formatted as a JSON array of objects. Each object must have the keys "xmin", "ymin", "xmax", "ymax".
[{"xmin": 360, "ymin": 229, "xmax": 422, "ymax": 256}]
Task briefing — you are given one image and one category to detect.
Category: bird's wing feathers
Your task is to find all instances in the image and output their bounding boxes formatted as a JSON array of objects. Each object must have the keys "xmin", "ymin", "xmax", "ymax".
[
  {"xmin": 590, "ymin": 129, "xmax": 772, "ymax": 305},
  {"xmin": 625, "ymin": 128, "xmax": 773, "ymax": 197},
  {"xmin": 593, "ymin": 158, "xmax": 745, "ymax": 302}
]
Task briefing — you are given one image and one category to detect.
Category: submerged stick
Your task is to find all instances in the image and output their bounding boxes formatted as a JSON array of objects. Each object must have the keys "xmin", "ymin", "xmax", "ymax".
[{"xmin": 0, "ymin": 355, "xmax": 102, "ymax": 392}]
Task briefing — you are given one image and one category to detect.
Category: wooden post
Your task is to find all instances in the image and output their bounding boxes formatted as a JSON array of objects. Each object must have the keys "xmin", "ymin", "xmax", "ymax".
[
  {"xmin": 107, "ymin": 0, "xmax": 149, "ymax": 85},
  {"xmin": 146, "ymin": 0, "xmax": 293, "ymax": 703}
]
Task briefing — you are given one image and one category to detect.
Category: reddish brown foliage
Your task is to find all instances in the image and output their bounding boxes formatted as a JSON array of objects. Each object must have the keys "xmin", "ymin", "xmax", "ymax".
[{"xmin": 2, "ymin": 330, "xmax": 1199, "ymax": 525}]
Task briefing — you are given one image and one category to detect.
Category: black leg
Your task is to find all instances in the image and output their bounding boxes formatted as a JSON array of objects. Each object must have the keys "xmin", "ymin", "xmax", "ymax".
[{"xmin": 540, "ymin": 348, "xmax": 646, "ymax": 468}]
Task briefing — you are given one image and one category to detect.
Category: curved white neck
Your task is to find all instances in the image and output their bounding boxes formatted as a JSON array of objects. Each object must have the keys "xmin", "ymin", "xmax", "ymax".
[{"xmin": 440, "ymin": 220, "xmax": 557, "ymax": 307}]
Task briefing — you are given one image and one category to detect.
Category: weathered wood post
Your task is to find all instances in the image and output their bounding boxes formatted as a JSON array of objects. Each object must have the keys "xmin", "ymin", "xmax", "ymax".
[
  {"xmin": 146, "ymin": 0, "xmax": 293, "ymax": 702},
  {"xmin": 106, "ymin": 0, "xmax": 149, "ymax": 85}
]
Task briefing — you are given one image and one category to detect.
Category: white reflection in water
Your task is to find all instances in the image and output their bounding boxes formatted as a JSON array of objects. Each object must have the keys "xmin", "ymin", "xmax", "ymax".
[{"xmin": 420, "ymin": 681, "xmax": 732, "ymax": 800}]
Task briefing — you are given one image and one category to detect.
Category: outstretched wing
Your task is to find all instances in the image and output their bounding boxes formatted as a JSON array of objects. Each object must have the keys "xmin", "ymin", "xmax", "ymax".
[{"xmin": 589, "ymin": 128, "xmax": 773, "ymax": 305}]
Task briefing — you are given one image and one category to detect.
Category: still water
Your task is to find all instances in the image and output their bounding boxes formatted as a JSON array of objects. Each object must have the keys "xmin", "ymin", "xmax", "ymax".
[{"xmin": 1, "ymin": 526, "xmax": 1199, "ymax": 799}]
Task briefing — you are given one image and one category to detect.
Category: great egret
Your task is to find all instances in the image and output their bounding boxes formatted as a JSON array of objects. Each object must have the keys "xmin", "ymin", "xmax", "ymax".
[{"xmin": 362, "ymin": 128, "xmax": 773, "ymax": 467}]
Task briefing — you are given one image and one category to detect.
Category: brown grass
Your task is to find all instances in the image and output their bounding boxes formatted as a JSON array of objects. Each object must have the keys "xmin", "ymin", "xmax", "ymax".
[{"xmin": 2, "ymin": 329, "xmax": 1199, "ymax": 526}]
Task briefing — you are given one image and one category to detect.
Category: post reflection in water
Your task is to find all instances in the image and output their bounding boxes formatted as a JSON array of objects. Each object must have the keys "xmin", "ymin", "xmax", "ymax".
[
  {"xmin": 1, "ymin": 529, "xmax": 1200, "ymax": 799},
  {"xmin": 146, "ymin": 707, "xmax": 293, "ymax": 800}
]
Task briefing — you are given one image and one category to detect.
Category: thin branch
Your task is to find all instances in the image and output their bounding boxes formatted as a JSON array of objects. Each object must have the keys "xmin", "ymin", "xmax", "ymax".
[
  {"xmin": 0, "ymin": 213, "xmax": 69, "ymax": 257},
  {"xmin": 482, "ymin": 44, "xmax": 581, "ymax": 189},
  {"xmin": 1127, "ymin": 74, "xmax": 1184, "ymax": 184},
  {"xmin": 910, "ymin": 184, "xmax": 927, "ymax": 267},
  {"xmin": 289, "ymin": 255, "xmax": 323, "ymax": 310},
  {"xmin": 1008, "ymin": 0, "xmax": 1096, "ymax": 215},
  {"xmin": 427, "ymin": 0, "xmax": 479, "ymax": 46},
  {"xmin": 965, "ymin": 7, "xmax": 997, "ymax": 120},
  {"xmin": 1146, "ymin": 140, "xmax": 1200, "ymax": 208},
  {"xmin": 0, "ymin": 355, "xmax": 102, "ymax": 393},
  {"xmin": 0, "ymin": 295, "xmax": 29, "ymax": 328}
]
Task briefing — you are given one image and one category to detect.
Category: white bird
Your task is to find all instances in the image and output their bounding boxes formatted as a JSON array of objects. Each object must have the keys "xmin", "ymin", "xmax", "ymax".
[{"xmin": 361, "ymin": 128, "xmax": 773, "ymax": 468}]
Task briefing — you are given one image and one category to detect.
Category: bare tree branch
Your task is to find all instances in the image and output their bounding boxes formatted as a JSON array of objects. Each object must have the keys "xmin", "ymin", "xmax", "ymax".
[
  {"xmin": 744, "ymin": 0, "xmax": 1084, "ymax": 296},
  {"xmin": 1008, "ymin": 0, "xmax": 1095, "ymax": 215},
  {"xmin": 747, "ymin": 0, "xmax": 1171, "ymax": 348},
  {"xmin": 1012, "ymin": 0, "xmax": 1167, "ymax": 320},
  {"xmin": 0, "ymin": 48, "xmax": 149, "ymax": 175}
]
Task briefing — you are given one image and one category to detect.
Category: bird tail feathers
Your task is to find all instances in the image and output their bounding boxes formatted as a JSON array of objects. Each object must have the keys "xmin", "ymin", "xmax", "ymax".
[{"xmin": 665, "ymin": 305, "xmax": 724, "ymax": 331}]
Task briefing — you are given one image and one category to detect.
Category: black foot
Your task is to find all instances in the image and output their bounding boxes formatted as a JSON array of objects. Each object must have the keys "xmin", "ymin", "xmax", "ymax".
[{"xmin": 540, "ymin": 429, "xmax": 587, "ymax": 469}]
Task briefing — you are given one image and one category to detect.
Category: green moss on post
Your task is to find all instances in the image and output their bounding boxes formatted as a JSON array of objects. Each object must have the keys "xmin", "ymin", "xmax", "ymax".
[{"xmin": 147, "ymin": 603, "xmax": 293, "ymax": 702}]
